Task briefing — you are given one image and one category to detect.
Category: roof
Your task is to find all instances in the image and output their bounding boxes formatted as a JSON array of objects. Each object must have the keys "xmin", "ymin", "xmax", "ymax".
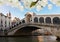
[{"xmin": 0, "ymin": 13, "xmax": 11, "ymax": 18}]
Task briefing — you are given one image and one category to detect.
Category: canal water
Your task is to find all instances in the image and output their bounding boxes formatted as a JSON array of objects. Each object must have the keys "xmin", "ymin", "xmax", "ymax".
[{"xmin": 0, "ymin": 36, "xmax": 60, "ymax": 42}]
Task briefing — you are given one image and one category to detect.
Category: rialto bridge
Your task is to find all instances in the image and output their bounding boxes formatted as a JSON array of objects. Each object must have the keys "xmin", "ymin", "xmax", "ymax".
[{"xmin": 4, "ymin": 12, "xmax": 60, "ymax": 40}]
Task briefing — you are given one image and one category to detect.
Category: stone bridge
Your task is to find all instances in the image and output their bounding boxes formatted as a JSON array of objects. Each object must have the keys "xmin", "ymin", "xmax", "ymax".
[
  {"xmin": 3, "ymin": 12, "xmax": 60, "ymax": 40},
  {"xmin": 5, "ymin": 23, "xmax": 60, "ymax": 38}
]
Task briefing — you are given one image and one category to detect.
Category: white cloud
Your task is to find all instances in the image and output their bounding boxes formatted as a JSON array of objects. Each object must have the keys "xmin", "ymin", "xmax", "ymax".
[
  {"xmin": 48, "ymin": 4, "xmax": 52, "ymax": 10},
  {"xmin": 56, "ymin": 1, "xmax": 60, "ymax": 6},
  {"xmin": 0, "ymin": 0, "xmax": 5, "ymax": 6},
  {"xmin": 50, "ymin": 0, "xmax": 57, "ymax": 4},
  {"xmin": 50, "ymin": 0, "xmax": 60, "ymax": 6},
  {"xmin": 32, "ymin": 0, "xmax": 37, "ymax": 2},
  {"xmin": 36, "ymin": 0, "xmax": 48, "ymax": 11},
  {"xmin": 36, "ymin": 0, "xmax": 48, "ymax": 8},
  {"xmin": 11, "ymin": 15, "xmax": 15, "ymax": 21},
  {"xmin": 42, "ymin": 0, "xmax": 48, "ymax": 3},
  {"xmin": 19, "ymin": 5, "xmax": 24, "ymax": 11},
  {"xmin": 22, "ymin": 0, "xmax": 32, "ymax": 9},
  {"xmin": 0, "ymin": 0, "xmax": 48, "ymax": 10},
  {"xmin": 0, "ymin": 0, "xmax": 24, "ymax": 11},
  {"xmin": 36, "ymin": 5, "xmax": 42, "ymax": 11},
  {"xmin": 0, "ymin": 0, "xmax": 59, "ymax": 11}
]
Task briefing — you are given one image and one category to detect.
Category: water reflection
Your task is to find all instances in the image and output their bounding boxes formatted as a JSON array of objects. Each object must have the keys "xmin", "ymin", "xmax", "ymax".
[{"xmin": 0, "ymin": 36, "xmax": 60, "ymax": 42}]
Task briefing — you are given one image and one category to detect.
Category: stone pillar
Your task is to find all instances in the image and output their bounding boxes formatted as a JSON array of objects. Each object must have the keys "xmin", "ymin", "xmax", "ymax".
[
  {"xmin": 44, "ymin": 17, "xmax": 46, "ymax": 24},
  {"xmin": 51, "ymin": 17, "xmax": 53, "ymax": 24}
]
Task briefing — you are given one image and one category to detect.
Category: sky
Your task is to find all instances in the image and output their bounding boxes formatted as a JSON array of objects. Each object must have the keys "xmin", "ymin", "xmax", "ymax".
[{"xmin": 0, "ymin": 0, "xmax": 60, "ymax": 19}]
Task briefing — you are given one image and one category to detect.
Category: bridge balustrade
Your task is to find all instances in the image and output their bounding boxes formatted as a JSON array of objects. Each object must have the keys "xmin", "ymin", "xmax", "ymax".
[
  {"xmin": 7, "ymin": 21, "xmax": 25, "ymax": 30},
  {"xmin": 5, "ymin": 21, "xmax": 60, "ymax": 33}
]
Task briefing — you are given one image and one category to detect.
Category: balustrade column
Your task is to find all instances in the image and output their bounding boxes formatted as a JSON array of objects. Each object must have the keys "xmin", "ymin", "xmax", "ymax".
[
  {"xmin": 44, "ymin": 17, "xmax": 46, "ymax": 24},
  {"xmin": 51, "ymin": 17, "xmax": 53, "ymax": 24}
]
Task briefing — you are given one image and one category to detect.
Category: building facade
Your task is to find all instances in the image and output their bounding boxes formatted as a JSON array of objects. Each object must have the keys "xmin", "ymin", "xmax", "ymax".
[
  {"xmin": 12, "ymin": 17, "xmax": 20, "ymax": 26},
  {"xmin": 0, "ymin": 12, "xmax": 12, "ymax": 30},
  {"xmin": 21, "ymin": 12, "xmax": 60, "ymax": 25}
]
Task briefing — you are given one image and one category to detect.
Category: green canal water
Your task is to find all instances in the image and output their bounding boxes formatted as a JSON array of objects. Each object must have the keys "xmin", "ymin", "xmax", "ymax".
[{"xmin": 0, "ymin": 36, "xmax": 60, "ymax": 42}]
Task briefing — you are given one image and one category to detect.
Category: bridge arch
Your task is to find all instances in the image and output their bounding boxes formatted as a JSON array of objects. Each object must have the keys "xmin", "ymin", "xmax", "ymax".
[
  {"xmin": 13, "ymin": 26, "xmax": 41, "ymax": 35},
  {"xmin": 39, "ymin": 17, "xmax": 44, "ymax": 23},
  {"xmin": 45, "ymin": 17, "xmax": 51, "ymax": 23},
  {"xmin": 53, "ymin": 17, "xmax": 60, "ymax": 24},
  {"xmin": 34, "ymin": 17, "xmax": 38, "ymax": 23}
]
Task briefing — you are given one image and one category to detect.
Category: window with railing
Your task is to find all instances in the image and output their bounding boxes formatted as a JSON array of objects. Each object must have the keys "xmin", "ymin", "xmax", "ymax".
[
  {"xmin": 9, "ymin": 21, "xmax": 10, "ymax": 27},
  {"xmin": 1, "ymin": 20, "xmax": 3, "ymax": 27},
  {"xmin": 5, "ymin": 20, "xmax": 6, "ymax": 27}
]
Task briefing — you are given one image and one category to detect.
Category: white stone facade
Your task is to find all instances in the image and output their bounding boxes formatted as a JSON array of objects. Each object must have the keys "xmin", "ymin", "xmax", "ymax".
[
  {"xmin": 22, "ymin": 12, "xmax": 60, "ymax": 25},
  {"xmin": 12, "ymin": 17, "xmax": 20, "ymax": 26},
  {"xmin": 0, "ymin": 12, "xmax": 12, "ymax": 30}
]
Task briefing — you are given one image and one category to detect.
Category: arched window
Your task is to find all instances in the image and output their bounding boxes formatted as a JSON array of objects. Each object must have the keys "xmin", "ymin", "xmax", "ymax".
[
  {"xmin": 22, "ymin": 20, "xmax": 25, "ymax": 23},
  {"xmin": 34, "ymin": 17, "xmax": 38, "ymax": 23},
  {"xmin": 53, "ymin": 17, "xmax": 60, "ymax": 24},
  {"xmin": 45, "ymin": 17, "xmax": 51, "ymax": 23},
  {"xmin": 39, "ymin": 17, "xmax": 44, "ymax": 23}
]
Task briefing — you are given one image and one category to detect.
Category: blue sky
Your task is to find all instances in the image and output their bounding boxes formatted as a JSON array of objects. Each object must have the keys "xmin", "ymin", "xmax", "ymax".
[{"xmin": 0, "ymin": 0, "xmax": 60, "ymax": 19}]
